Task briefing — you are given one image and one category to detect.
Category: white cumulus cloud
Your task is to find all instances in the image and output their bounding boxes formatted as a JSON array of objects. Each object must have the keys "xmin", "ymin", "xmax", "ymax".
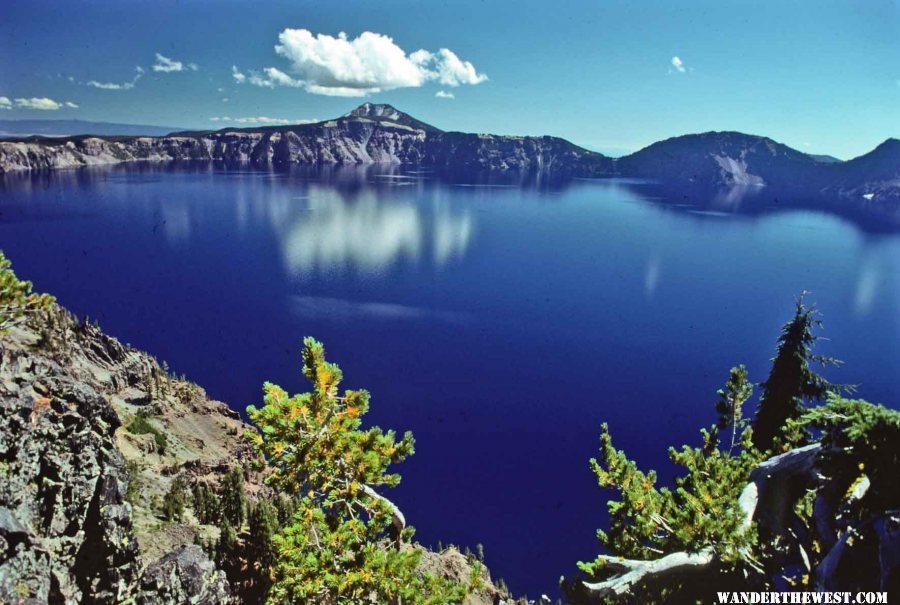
[
  {"xmin": 234, "ymin": 29, "xmax": 487, "ymax": 97},
  {"xmin": 152, "ymin": 53, "xmax": 198, "ymax": 73},
  {"xmin": 412, "ymin": 48, "xmax": 488, "ymax": 86},
  {"xmin": 435, "ymin": 90, "xmax": 455, "ymax": 99},
  {"xmin": 232, "ymin": 66, "xmax": 295, "ymax": 88},
  {"xmin": 13, "ymin": 97, "xmax": 78, "ymax": 110},
  {"xmin": 671, "ymin": 56, "xmax": 687, "ymax": 73}
]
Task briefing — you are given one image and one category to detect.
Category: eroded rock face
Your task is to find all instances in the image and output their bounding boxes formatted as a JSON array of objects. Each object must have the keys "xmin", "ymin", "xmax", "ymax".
[
  {"xmin": 2, "ymin": 104, "xmax": 899, "ymax": 203},
  {"xmin": 0, "ymin": 342, "xmax": 138, "ymax": 603},
  {"xmin": 0, "ymin": 310, "xmax": 240, "ymax": 605},
  {"xmin": 0, "ymin": 105, "xmax": 615, "ymax": 178}
]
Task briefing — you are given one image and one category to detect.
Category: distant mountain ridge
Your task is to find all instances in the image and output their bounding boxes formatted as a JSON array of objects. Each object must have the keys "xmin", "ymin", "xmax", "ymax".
[
  {"xmin": 0, "ymin": 103, "xmax": 609, "ymax": 176},
  {"xmin": 0, "ymin": 118, "xmax": 180, "ymax": 137},
  {"xmin": 0, "ymin": 104, "xmax": 897, "ymax": 202},
  {"xmin": 617, "ymin": 131, "xmax": 828, "ymax": 189}
]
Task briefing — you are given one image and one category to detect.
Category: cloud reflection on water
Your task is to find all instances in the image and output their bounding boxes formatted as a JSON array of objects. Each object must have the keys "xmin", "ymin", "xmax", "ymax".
[
  {"xmin": 291, "ymin": 295, "xmax": 469, "ymax": 324},
  {"xmin": 270, "ymin": 184, "xmax": 473, "ymax": 276}
]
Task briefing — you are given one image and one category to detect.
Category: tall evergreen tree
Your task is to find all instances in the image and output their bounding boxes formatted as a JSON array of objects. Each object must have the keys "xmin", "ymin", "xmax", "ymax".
[
  {"xmin": 192, "ymin": 482, "xmax": 222, "ymax": 525},
  {"xmin": 752, "ymin": 294, "xmax": 838, "ymax": 451},
  {"xmin": 246, "ymin": 499, "xmax": 280, "ymax": 586},
  {"xmin": 272, "ymin": 494, "xmax": 296, "ymax": 527},
  {"xmin": 220, "ymin": 467, "xmax": 247, "ymax": 527},
  {"xmin": 216, "ymin": 520, "xmax": 239, "ymax": 570}
]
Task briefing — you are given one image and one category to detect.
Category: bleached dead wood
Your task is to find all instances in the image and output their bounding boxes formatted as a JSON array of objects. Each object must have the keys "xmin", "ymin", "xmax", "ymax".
[
  {"xmin": 582, "ymin": 548, "xmax": 716, "ymax": 597},
  {"xmin": 360, "ymin": 483, "xmax": 407, "ymax": 542}
]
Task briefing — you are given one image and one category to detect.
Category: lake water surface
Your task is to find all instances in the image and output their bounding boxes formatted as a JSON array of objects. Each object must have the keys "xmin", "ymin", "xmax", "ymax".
[{"xmin": 2, "ymin": 163, "xmax": 898, "ymax": 598}]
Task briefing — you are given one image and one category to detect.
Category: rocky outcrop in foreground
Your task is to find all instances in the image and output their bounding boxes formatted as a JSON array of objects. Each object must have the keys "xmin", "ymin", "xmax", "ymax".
[
  {"xmin": 0, "ymin": 304, "xmax": 239, "ymax": 604},
  {"xmin": 0, "ymin": 295, "xmax": 519, "ymax": 604}
]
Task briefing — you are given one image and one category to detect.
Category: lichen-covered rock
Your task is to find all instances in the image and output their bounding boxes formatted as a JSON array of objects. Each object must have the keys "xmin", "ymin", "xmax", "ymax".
[
  {"xmin": 0, "ymin": 304, "xmax": 246, "ymax": 604},
  {"xmin": 136, "ymin": 545, "xmax": 233, "ymax": 605},
  {"xmin": 0, "ymin": 341, "xmax": 138, "ymax": 604}
]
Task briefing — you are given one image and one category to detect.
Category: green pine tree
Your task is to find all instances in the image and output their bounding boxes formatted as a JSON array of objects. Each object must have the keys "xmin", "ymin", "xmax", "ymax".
[
  {"xmin": 221, "ymin": 467, "xmax": 247, "ymax": 527},
  {"xmin": 752, "ymin": 294, "xmax": 838, "ymax": 452},
  {"xmin": 273, "ymin": 494, "xmax": 296, "ymax": 527},
  {"xmin": 246, "ymin": 337, "xmax": 466, "ymax": 604},
  {"xmin": 216, "ymin": 519, "xmax": 239, "ymax": 570},
  {"xmin": 247, "ymin": 498, "xmax": 280, "ymax": 596},
  {"xmin": 162, "ymin": 476, "xmax": 188, "ymax": 522},
  {"xmin": 566, "ymin": 366, "xmax": 765, "ymax": 603},
  {"xmin": 192, "ymin": 482, "xmax": 222, "ymax": 525},
  {"xmin": 716, "ymin": 365, "xmax": 753, "ymax": 454},
  {"xmin": 0, "ymin": 250, "xmax": 54, "ymax": 333}
]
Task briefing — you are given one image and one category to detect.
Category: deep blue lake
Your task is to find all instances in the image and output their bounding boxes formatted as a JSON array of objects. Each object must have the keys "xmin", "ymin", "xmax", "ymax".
[{"xmin": 2, "ymin": 163, "xmax": 898, "ymax": 598}]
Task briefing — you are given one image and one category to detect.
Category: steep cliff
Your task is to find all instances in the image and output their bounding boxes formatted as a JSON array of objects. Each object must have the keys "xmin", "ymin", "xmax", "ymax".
[
  {"xmin": 0, "ymin": 303, "xmax": 240, "ymax": 604},
  {"xmin": 3, "ymin": 104, "xmax": 897, "ymax": 202},
  {"xmin": 0, "ymin": 103, "xmax": 612, "ymax": 177},
  {"xmin": 0, "ymin": 285, "xmax": 520, "ymax": 604}
]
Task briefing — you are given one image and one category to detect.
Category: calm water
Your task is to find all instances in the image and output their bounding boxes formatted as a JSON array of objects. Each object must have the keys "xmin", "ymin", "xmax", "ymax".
[{"xmin": 2, "ymin": 163, "xmax": 899, "ymax": 597}]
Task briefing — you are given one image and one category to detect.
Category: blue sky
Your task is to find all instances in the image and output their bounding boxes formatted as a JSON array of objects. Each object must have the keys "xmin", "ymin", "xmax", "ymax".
[{"xmin": 1, "ymin": 0, "xmax": 898, "ymax": 158}]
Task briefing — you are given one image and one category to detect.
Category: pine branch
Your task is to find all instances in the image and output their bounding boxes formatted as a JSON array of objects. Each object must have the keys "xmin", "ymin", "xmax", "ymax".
[{"xmin": 583, "ymin": 443, "xmax": 823, "ymax": 598}]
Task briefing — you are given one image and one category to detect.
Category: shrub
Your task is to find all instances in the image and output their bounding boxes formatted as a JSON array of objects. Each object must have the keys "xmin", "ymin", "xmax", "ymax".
[
  {"xmin": 125, "ymin": 412, "xmax": 167, "ymax": 454},
  {"xmin": 0, "ymin": 250, "xmax": 54, "ymax": 333},
  {"xmin": 162, "ymin": 476, "xmax": 188, "ymax": 522}
]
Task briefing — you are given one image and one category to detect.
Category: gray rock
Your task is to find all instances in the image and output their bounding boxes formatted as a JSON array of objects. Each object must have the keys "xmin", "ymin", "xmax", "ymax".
[
  {"xmin": 0, "ymin": 327, "xmax": 235, "ymax": 604},
  {"xmin": 0, "ymin": 342, "xmax": 138, "ymax": 604},
  {"xmin": 136, "ymin": 545, "xmax": 233, "ymax": 605}
]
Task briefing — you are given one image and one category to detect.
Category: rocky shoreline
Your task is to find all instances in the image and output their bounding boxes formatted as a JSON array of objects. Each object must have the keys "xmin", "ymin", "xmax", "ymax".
[
  {"xmin": 0, "ymin": 105, "xmax": 611, "ymax": 178},
  {"xmin": 1, "ymin": 104, "xmax": 898, "ymax": 202}
]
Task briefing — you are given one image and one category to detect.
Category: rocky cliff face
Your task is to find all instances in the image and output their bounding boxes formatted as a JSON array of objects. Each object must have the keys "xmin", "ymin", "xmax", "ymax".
[
  {"xmin": 425, "ymin": 131, "xmax": 608, "ymax": 175},
  {"xmin": 0, "ymin": 103, "xmax": 612, "ymax": 177},
  {"xmin": 0, "ymin": 342, "xmax": 138, "ymax": 603},
  {"xmin": 3, "ymin": 104, "xmax": 897, "ymax": 202},
  {"xmin": 0, "ymin": 305, "xmax": 238, "ymax": 604},
  {"xmin": 0, "ymin": 293, "xmax": 520, "ymax": 604}
]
